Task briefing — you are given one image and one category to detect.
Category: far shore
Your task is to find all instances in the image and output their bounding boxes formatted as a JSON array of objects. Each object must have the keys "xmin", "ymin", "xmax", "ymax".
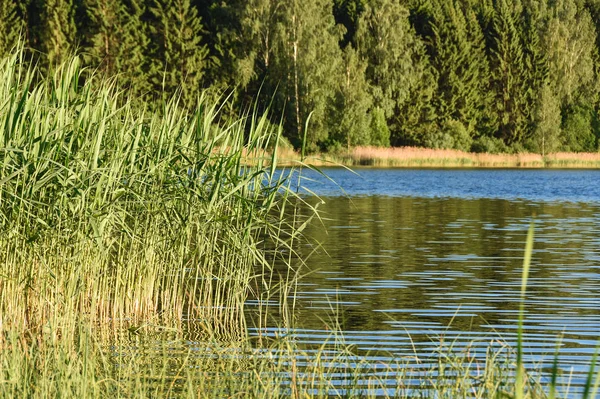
[{"xmin": 265, "ymin": 146, "xmax": 600, "ymax": 169}]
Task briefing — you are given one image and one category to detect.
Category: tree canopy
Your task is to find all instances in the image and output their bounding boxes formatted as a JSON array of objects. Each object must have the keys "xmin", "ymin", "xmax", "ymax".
[{"xmin": 4, "ymin": 0, "xmax": 600, "ymax": 153}]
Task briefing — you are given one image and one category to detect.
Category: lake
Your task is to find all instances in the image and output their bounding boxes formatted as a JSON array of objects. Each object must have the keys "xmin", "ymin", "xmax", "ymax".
[
  {"xmin": 247, "ymin": 168, "xmax": 600, "ymax": 396},
  {"xmin": 110, "ymin": 168, "xmax": 599, "ymax": 397}
]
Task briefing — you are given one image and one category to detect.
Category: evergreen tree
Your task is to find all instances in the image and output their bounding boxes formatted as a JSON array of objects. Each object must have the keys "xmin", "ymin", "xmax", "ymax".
[
  {"xmin": 150, "ymin": 0, "xmax": 208, "ymax": 105},
  {"xmin": 394, "ymin": 44, "xmax": 438, "ymax": 147},
  {"xmin": 0, "ymin": 0, "xmax": 22, "ymax": 57},
  {"xmin": 197, "ymin": 0, "xmax": 246, "ymax": 95},
  {"xmin": 84, "ymin": 0, "xmax": 121, "ymax": 76},
  {"xmin": 84, "ymin": 0, "xmax": 151, "ymax": 97},
  {"xmin": 489, "ymin": 0, "xmax": 528, "ymax": 146},
  {"xmin": 40, "ymin": 0, "xmax": 77, "ymax": 66},
  {"xmin": 521, "ymin": 1, "xmax": 549, "ymax": 142},
  {"xmin": 424, "ymin": 0, "xmax": 495, "ymax": 149},
  {"xmin": 118, "ymin": 0, "xmax": 152, "ymax": 97}
]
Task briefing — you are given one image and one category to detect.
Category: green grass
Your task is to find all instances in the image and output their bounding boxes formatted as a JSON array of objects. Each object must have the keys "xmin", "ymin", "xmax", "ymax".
[
  {"xmin": 0, "ymin": 44, "xmax": 598, "ymax": 398},
  {"xmin": 0, "ymin": 42, "xmax": 309, "ymax": 395}
]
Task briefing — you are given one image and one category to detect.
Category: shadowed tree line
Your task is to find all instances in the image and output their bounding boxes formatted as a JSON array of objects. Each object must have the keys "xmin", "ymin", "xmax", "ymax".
[{"xmin": 2, "ymin": 0, "xmax": 600, "ymax": 154}]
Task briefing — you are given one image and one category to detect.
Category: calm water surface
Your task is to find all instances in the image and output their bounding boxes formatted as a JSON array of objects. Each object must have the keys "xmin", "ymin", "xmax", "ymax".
[
  {"xmin": 247, "ymin": 169, "xmax": 600, "ymax": 396},
  {"xmin": 112, "ymin": 169, "xmax": 599, "ymax": 396}
]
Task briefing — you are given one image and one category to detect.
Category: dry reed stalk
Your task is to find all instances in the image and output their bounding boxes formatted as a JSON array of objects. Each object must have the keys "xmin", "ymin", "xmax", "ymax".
[{"xmin": 265, "ymin": 146, "xmax": 600, "ymax": 168}]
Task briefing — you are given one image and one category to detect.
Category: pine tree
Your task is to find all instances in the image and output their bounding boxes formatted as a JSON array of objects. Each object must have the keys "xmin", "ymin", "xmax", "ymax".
[
  {"xmin": 0, "ymin": 0, "xmax": 23, "ymax": 57},
  {"xmin": 489, "ymin": 0, "xmax": 528, "ymax": 146},
  {"xmin": 150, "ymin": 0, "xmax": 208, "ymax": 106},
  {"xmin": 40, "ymin": 0, "xmax": 77, "ymax": 66}
]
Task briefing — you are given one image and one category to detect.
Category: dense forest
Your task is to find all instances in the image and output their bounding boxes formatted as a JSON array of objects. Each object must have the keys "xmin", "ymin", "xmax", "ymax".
[{"xmin": 2, "ymin": 0, "xmax": 600, "ymax": 154}]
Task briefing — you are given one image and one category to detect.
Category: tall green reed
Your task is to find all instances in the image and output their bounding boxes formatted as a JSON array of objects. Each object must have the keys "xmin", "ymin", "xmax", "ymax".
[
  {"xmin": 2, "ymin": 43, "xmax": 598, "ymax": 398},
  {"xmin": 0, "ymin": 42, "xmax": 306, "ymax": 345}
]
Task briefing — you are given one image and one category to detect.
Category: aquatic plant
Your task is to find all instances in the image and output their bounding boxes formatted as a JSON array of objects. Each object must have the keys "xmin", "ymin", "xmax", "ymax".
[
  {"xmin": 0, "ymin": 42, "xmax": 307, "ymax": 356},
  {"xmin": 1, "ymin": 44, "xmax": 598, "ymax": 398}
]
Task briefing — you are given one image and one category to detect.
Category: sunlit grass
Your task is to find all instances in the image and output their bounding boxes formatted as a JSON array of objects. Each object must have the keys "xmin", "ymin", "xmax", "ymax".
[
  {"xmin": 0, "ymin": 43, "xmax": 598, "ymax": 398},
  {"xmin": 0, "ymin": 42, "xmax": 309, "ymax": 395},
  {"xmin": 272, "ymin": 146, "xmax": 600, "ymax": 168}
]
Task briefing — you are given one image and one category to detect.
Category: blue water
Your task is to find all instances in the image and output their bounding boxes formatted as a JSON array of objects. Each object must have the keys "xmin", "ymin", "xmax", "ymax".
[
  {"xmin": 257, "ymin": 168, "xmax": 600, "ymax": 397},
  {"xmin": 292, "ymin": 168, "xmax": 600, "ymax": 202}
]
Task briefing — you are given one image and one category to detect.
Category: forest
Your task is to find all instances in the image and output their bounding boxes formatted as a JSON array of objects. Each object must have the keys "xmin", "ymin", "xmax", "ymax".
[{"xmin": 2, "ymin": 0, "xmax": 600, "ymax": 154}]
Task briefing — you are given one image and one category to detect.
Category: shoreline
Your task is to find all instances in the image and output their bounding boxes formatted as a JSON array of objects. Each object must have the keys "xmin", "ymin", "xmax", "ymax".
[{"xmin": 270, "ymin": 146, "xmax": 600, "ymax": 169}]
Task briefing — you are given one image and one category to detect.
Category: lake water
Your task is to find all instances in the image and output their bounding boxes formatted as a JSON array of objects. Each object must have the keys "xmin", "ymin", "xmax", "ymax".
[
  {"xmin": 110, "ymin": 168, "xmax": 599, "ymax": 396},
  {"xmin": 248, "ymin": 168, "xmax": 600, "ymax": 396}
]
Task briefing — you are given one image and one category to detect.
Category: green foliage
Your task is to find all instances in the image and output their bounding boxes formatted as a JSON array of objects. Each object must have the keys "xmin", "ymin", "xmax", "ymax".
[
  {"xmin": 562, "ymin": 104, "xmax": 597, "ymax": 152},
  {"xmin": 527, "ymin": 84, "xmax": 562, "ymax": 155},
  {"xmin": 149, "ymin": 0, "xmax": 208, "ymax": 106},
  {"xmin": 333, "ymin": 0, "xmax": 367, "ymax": 46},
  {"xmin": 40, "ymin": 0, "xmax": 77, "ymax": 66},
  {"xmin": 271, "ymin": 0, "xmax": 344, "ymax": 151},
  {"xmin": 369, "ymin": 107, "xmax": 390, "ymax": 147},
  {"xmin": 426, "ymin": 0, "xmax": 495, "ymax": 138},
  {"xmin": 393, "ymin": 49, "xmax": 437, "ymax": 147},
  {"xmin": 356, "ymin": 0, "xmax": 425, "ymax": 144},
  {"xmin": 489, "ymin": 0, "xmax": 529, "ymax": 145},
  {"xmin": 84, "ymin": 0, "xmax": 121, "ymax": 75},
  {"xmin": 236, "ymin": 0, "xmax": 278, "ymax": 88},
  {"xmin": 471, "ymin": 135, "xmax": 510, "ymax": 153},
  {"xmin": 423, "ymin": 119, "xmax": 471, "ymax": 151},
  {"xmin": 9, "ymin": 0, "xmax": 600, "ymax": 153},
  {"xmin": 545, "ymin": 0, "xmax": 597, "ymax": 107},
  {"xmin": 0, "ymin": 0, "xmax": 22, "ymax": 57},
  {"xmin": 84, "ymin": 0, "xmax": 151, "ymax": 98},
  {"xmin": 330, "ymin": 46, "xmax": 373, "ymax": 150}
]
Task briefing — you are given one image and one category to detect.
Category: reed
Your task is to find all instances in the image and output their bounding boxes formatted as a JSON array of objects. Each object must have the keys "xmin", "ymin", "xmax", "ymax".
[
  {"xmin": 273, "ymin": 146, "xmax": 600, "ymax": 168},
  {"xmin": 1, "ymin": 44, "xmax": 598, "ymax": 398},
  {"xmin": 0, "ymin": 43, "xmax": 307, "ymax": 355}
]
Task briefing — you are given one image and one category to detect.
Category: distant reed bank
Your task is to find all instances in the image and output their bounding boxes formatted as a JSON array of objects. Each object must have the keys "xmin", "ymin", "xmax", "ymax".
[{"xmin": 270, "ymin": 146, "xmax": 600, "ymax": 168}]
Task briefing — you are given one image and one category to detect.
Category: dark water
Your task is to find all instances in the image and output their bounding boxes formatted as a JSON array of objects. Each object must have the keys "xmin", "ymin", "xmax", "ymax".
[{"xmin": 249, "ymin": 168, "xmax": 600, "ymax": 396}]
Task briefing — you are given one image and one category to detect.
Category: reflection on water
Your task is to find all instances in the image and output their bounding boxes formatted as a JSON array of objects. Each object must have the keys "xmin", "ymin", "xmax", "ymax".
[
  {"xmin": 111, "ymin": 169, "xmax": 600, "ymax": 396},
  {"xmin": 250, "ymin": 171, "xmax": 600, "ymax": 395}
]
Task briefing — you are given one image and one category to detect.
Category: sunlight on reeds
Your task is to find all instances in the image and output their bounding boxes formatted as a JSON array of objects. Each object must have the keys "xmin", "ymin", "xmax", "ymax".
[
  {"xmin": 1, "ymin": 43, "xmax": 598, "ymax": 398},
  {"xmin": 272, "ymin": 146, "xmax": 600, "ymax": 169},
  {"xmin": 0, "ymin": 42, "xmax": 310, "ymax": 391}
]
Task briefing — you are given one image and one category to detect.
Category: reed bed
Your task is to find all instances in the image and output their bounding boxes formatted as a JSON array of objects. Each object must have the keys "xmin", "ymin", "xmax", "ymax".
[
  {"xmin": 545, "ymin": 152, "xmax": 600, "ymax": 168},
  {"xmin": 0, "ymin": 320, "xmax": 561, "ymax": 398},
  {"xmin": 1, "ymin": 45, "xmax": 598, "ymax": 398},
  {"xmin": 273, "ymin": 146, "xmax": 600, "ymax": 168},
  {"xmin": 0, "ymin": 43, "xmax": 308, "ymax": 393}
]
